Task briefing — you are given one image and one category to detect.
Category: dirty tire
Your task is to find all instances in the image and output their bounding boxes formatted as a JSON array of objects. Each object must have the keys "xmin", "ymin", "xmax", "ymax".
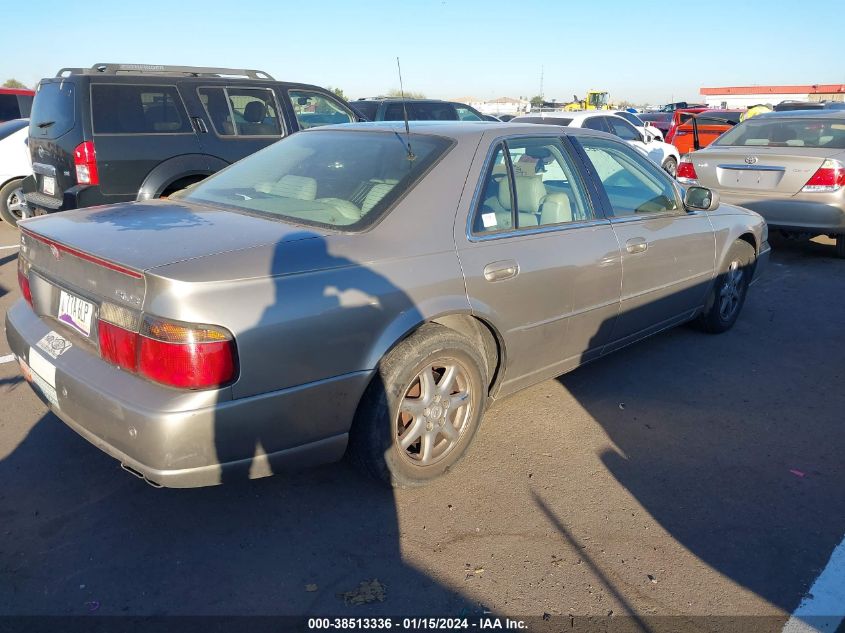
[
  {"xmin": 0, "ymin": 178, "xmax": 25, "ymax": 227},
  {"xmin": 698, "ymin": 239, "xmax": 756, "ymax": 333},
  {"xmin": 662, "ymin": 156, "xmax": 678, "ymax": 178},
  {"xmin": 348, "ymin": 324, "xmax": 487, "ymax": 487},
  {"xmin": 836, "ymin": 235, "xmax": 845, "ymax": 259}
]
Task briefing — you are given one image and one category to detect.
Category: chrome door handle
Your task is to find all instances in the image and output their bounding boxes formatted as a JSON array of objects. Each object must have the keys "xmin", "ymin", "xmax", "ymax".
[
  {"xmin": 483, "ymin": 260, "xmax": 519, "ymax": 282},
  {"xmin": 625, "ymin": 238, "xmax": 648, "ymax": 254}
]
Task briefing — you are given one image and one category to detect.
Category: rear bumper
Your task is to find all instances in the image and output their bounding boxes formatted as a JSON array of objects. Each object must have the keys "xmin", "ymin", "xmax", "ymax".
[
  {"xmin": 21, "ymin": 175, "xmax": 130, "ymax": 213},
  {"xmin": 5, "ymin": 300, "xmax": 372, "ymax": 488},
  {"xmin": 718, "ymin": 191, "xmax": 845, "ymax": 235}
]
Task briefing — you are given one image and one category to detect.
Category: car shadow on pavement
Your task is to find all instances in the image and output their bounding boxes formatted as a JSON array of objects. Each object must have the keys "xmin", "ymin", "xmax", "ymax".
[{"xmin": 553, "ymin": 242, "xmax": 845, "ymax": 615}]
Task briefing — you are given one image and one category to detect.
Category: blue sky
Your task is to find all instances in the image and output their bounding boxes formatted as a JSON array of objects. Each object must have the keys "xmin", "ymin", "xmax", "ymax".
[{"xmin": 5, "ymin": 0, "xmax": 843, "ymax": 105}]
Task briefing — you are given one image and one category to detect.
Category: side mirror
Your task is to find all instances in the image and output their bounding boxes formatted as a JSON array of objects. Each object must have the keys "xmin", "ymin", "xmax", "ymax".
[{"xmin": 685, "ymin": 186, "xmax": 720, "ymax": 212}]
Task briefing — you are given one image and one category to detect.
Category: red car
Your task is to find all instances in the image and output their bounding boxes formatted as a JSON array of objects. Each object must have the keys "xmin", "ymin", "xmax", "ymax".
[
  {"xmin": 0, "ymin": 88, "xmax": 35, "ymax": 122},
  {"xmin": 670, "ymin": 109, "xmax": 744, "ymax": 154},
  {"xmin": 664, "ymin": 107, "xmax": 707, "ymax": 144}
]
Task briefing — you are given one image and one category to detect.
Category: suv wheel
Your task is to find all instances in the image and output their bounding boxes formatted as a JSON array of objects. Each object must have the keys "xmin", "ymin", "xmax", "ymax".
[{"xmin": 0, "ymin": 178, "xmax": 27, "ymax": 227}]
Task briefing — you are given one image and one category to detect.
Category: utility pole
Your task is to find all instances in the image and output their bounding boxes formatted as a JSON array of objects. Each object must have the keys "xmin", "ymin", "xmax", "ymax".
[{"xmin": 540, "ymin": 65, "xmax": 544, "ymax": 100}]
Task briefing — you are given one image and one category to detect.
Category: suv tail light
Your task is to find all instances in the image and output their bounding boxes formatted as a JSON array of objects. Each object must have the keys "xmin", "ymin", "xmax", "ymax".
[
  {"xmin": 677, "ymin": 157, "xmax": 699, "ymax": 184},
  {"xmin": 74, "ymin": 140, "xmax": 99, "ymax": 185},
  {"xmin": 98, "ymin": 304, "xmax": 236, "ymax": 390},
  {"xmin": 17, "ymin": 257, "xmax": 32, "ymax": 306},
  {"xmin": 802, "ymin": 159, "xmax": 845, "ymax": 193}
]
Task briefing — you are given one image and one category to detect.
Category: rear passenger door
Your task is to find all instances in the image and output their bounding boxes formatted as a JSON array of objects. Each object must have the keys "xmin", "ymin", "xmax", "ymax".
[
  {"xmin": 573, "ymin": 135, "xmax": 715, "ymax": 346},
  {"xmin": 190, "ymin": 85, "xmax": 286, "ymax": 164},
  {"xmin": 456, "ymin": 134, "xmax": 622, "ymax": 396},
  {"xmin": 90, "ymin": 83, "xmax": 205, "ymax": 197}
]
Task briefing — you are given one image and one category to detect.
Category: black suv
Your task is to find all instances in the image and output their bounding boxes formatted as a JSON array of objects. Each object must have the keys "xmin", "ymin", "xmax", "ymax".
[
  {"xmin": 22, "ymin": 63, "xmax": 359, "ymax": 220},
  {"xmin": 349, "ymin": 98, "xmax": 489, "ymax": 122}
]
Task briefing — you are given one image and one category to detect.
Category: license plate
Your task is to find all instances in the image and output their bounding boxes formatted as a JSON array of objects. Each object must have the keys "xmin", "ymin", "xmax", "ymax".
[
  {"xmin": 42, "ymin": 175, "xmax": 55, "ymax": 196},
  {"xmin": 58, "ymin": 290, "xmax": 94, "ymax": 337}
]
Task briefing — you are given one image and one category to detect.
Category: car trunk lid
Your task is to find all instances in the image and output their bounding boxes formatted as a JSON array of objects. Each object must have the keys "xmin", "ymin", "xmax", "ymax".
[{"xmin": 692, "ymin": 146, "xmax": 844, "ymax": 195}]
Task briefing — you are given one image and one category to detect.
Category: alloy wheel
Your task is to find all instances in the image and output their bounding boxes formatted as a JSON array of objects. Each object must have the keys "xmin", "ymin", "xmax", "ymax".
[
  {"xmin": 395, "ymin": 360, "xmax": 473, "ymax": 467},
  {"xmin": 6, "ymin": 186, "xmax": 26, "ymax": 221},
  {"xmin": 719, "ymin": 260, "xmax": 744, "ymax": 321}
]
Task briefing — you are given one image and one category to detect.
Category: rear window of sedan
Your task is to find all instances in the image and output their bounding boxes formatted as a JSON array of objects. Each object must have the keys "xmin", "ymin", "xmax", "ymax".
[
  {"xmin": 714, "ymin": 117, "xmax": 845, "ymax": 149},
  {"xmin": 182, "ymin": 130, "xmax": 452, "ymax": 230}
]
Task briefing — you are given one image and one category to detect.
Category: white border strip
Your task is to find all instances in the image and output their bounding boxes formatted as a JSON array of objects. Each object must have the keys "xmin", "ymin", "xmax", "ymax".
[
  {"xmin": 0, "ymin": 245, "xmax": 20, "ymax": 250},
  {"xmin": 0, "ymin": 354, "xmax": 16, "ymax": 364},
  {"xmin": 782, "ymin": 535, "xmax": 845, "ymax": 632}
]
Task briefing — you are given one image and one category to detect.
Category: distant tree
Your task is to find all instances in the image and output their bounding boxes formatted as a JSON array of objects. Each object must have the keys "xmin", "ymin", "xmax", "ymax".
[
  {"xmin": 386, "ymin": 88, "xmax": 426, "ymax": 99},
  {"xmin": 329, "ymin": 86, "xmax": 347, "ymax": 101},
  {"xmin": 3, "ymin": 78, "xmax": 26, "ymax": 89},
  {"xmin": 530, "ymin": 95, "xmax": 545, "ymax": 108},
  {"xmin": 617, "ymin": 100, "xmax": 633, "ymax": 110}
]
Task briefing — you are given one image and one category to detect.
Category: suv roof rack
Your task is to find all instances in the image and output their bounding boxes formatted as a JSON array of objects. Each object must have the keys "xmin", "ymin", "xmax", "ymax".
[{"xmin": 56, "ymin": 63, "xmax": 274, "ymax": 80}]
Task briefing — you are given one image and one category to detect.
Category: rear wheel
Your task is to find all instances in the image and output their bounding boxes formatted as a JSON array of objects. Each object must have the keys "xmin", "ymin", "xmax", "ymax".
[
  {"xmin": 698, "ymin": 240, "xmax": 755, "ymax": 333},
  {"xmin": 662, "ymin": 156, "xmax": 678, "ymax": 178},
  {"xmin": 0, "ymin": 178, "xmax": 27, "ymax": 227},
  {"xmin": 348, "ymin": 324, "xmax": 487, "ymax": 487},
  {"xmin": 835, "ymin": 235, "xmax": 845, "ymax": 259}
]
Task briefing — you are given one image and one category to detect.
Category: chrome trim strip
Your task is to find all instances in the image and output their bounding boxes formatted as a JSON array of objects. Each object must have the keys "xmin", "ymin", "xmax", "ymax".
[
  {"xmin": 469, "ymin": 218, "xmax": 611, "ymax": 242},
  {"xmin": 31, "ymin": 162, "xmax": 57, "ymax": 176},
  {"xmin": 717, "ymin": 164, "xmax": 786, "ymax": 172}
]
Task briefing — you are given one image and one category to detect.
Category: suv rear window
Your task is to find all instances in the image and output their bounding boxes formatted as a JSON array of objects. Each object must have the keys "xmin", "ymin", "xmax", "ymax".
[
  {"xmin": 92, "ymin": 84, "xmax": 191, "ymax": 134},
  {"xmin": 182, "ymin": 130, "xmax": 452, "ymax": 230},
  {"xmin": 30, "ymin": 82, "xmax": 76, "ymax": 139},
  {"xmin": 198, "ymin": 87, "xmax": 283, "ymax": 136}
]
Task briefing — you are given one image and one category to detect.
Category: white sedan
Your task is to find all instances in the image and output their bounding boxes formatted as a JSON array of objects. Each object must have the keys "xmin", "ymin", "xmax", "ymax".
[
  {"xmin": 0, "ymin": 118, "xmax": 31, "ymax": 226},
  {"xmin": 512, "ymin": 111, "xmax": 681, "ymax": 177}
]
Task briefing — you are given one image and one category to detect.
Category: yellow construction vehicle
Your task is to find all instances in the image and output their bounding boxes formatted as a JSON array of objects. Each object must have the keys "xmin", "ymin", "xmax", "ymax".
[{"xmin": 563, "ymin": 90, "xmax": 612, "ymax": 111}]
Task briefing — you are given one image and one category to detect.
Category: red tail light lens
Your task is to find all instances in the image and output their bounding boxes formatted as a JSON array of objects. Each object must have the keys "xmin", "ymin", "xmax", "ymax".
[
  {"xmin": 677, "ymin": 157, "xmax": 699, "ymax": 184},
  {"xmin": 74, "ymin": 141, "xmax": 99, "ymax": 185},
  {"xmin": 138, "ymin": 316, "xmax": 236, "ymax": 389},
  {"xmin": 97, "ymin": 306, "xmax": 236, "ymax": 390},
  {"xmin": 802, "ymin": 159, "xmax": 845, "ymax": 193},
  {"xmin": 18, "ymin": 259, "xmax": 33, "ymax": 306},
  {"xmin": 98, "ymin": 320, "xmax": 139, "ymax": 372}
]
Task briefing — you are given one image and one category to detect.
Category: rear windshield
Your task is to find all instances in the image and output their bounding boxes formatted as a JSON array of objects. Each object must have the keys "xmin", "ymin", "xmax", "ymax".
[
  {"xmin": 513, "ymin": 116, "xmax": 573, "ymax": 126},
  {"xmin": 182, "ymin": 130, "xmax": 452, "ymax": 230},
  {"xmin": 615, "ymin": 111, "xmax": 643, "ymax": 126},
  {"xmin": 0, "ymin": 118, "xmax": 28, "ymax": 141},
  {"xmin": 714, "ymin": 117, "xmax": 845, "ymax": 149},
  {"xmin": 30, "ymin": 81, "xmax": 76, "ymax": 139},
  {"xmin": 0, "ymin": 94, "xmax": 22, "ymax": 121}
]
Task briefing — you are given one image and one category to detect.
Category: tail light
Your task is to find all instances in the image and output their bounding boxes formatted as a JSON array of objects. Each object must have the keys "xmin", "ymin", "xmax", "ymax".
[
  {"xmin": 802, "ymin": 159, "xmax": 845, "ymax": 193},
  {"xmin": 677, "ymin": 157, "xmax": 699, "ymax": 184},
  {"xmin": 73, "ymin": 140, "xmax": 99, "ymax": 185},
  {"xmin": 17, "ymin": 256, "xmax": 32, "ymax": 306},
  {"xmin": 98, "ymin": 304, "xmax": 236, "ymax": 390}
]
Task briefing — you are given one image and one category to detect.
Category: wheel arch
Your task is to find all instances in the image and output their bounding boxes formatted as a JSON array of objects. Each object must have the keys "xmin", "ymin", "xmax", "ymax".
[{"xmin": 136, "ymin": 154, "xmax": 229, "ymax": 201}]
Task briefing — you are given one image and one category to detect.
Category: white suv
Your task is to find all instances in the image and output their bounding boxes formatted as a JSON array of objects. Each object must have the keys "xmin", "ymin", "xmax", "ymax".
[{"xmin": 0, "ymin": 118, "xmax": 31, "ymax": 226}]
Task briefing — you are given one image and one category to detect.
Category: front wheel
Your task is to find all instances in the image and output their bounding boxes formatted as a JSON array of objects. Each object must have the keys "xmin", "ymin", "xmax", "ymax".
[
  {"xmin": 662, "ymin": 156, "xmax": 678, "ymax": 178},
  {"xmin": 0, "ymin": 178, "xmax": 27, "ymax": 227},
  {"xmin": 348, "ymin": 324, "xmax": 487, "ymax": 487},
  {"xmin": 697, "ymin": 240, "xmax": 755, "ymax": 333}
]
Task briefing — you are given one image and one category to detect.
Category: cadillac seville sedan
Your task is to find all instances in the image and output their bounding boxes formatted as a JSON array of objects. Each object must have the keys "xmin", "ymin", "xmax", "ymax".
[{"xmin": 8, "ymin": 121, "xmax": 770, "ymax": 488}]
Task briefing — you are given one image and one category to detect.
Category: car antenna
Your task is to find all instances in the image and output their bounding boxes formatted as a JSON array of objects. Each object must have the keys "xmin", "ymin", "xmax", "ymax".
[{"xmin": 396, "ymin": 57, "xmax": 415, "ymax": 161}]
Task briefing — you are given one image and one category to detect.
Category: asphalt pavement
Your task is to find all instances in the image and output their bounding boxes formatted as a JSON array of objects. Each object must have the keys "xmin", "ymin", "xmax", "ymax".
[{"xmin": 0, "ymin": 220, "xmax": 843, "ymax": 629}]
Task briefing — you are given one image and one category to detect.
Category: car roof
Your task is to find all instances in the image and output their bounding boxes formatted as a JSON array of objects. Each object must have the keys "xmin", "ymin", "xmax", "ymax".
[
  {"xmin": 309, "ymin": 120, "xmax": 609, "ymax": 141},
  {"xmin": 757, "ymin": 109, "xmax": 845, "ymax": 119}
]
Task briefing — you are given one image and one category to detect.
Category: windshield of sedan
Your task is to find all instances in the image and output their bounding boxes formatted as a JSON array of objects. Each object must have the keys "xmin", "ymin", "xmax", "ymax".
[
  {"xmin": 182, "ymin": 130, "xmax": 452, "ymax": 230},
  {"xmin": 714, "ymin": 117, "xmax": 845, "ymax": 149}
]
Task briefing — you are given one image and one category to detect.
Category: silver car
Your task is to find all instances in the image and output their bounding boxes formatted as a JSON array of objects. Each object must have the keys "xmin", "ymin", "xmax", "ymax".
[
  {"xmin": 7, "ymin": 121, "xmax": 769, "ymax": 488},
  {"xmin": 677, "ymin": 110, "xmax": 845, "ymax": 257}
]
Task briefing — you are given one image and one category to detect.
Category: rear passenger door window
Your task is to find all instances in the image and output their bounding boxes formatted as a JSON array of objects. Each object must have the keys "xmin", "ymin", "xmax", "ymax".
[
  {"xmin": 288, "ymin": 90, "xmax": 354, "ymax": 129},
  {"xmin": 472, "ymin": 137, "xmax": 591, "ymax": 234},
  {"xmin": 198, "ymin": 87, "xmax": 283, "ymax": 137},
  {"xmin": 91, "ymin": 84, "xmax": 191, "ymax": 134}
]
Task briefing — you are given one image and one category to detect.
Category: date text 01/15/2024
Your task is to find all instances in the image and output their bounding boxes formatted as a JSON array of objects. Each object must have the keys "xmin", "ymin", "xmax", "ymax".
[{"xmin": 307, "ymin": 617, "xmax": 528, "ymax": 630}]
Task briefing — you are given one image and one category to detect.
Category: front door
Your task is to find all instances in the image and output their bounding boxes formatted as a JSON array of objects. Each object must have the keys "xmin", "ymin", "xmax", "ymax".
[
  {"xmin": 456, "ymin": 134, "xmax": 622, "ymax": 396},
  {"xmin": 573, "ymin": 135, "xmax": 715, "ymax": 346}
]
